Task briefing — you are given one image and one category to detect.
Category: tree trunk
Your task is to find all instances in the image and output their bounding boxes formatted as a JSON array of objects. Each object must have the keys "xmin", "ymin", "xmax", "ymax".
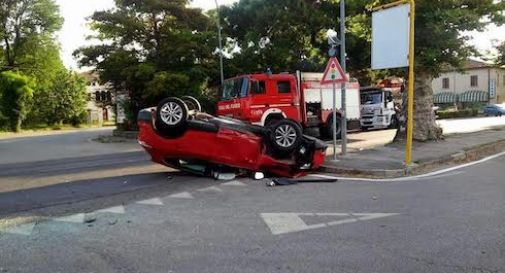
[{"xmin": 395, "ymin": 71, "xmax": 443, "ymax": 142}]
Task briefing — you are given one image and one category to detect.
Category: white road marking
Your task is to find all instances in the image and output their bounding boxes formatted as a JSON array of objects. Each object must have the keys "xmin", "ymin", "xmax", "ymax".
[
  {"xmin": 220, "ymin": 180, "xmax": 247, "ymax": 187},
  {"xmin": 312, "ymin": 151, "xmax": 505, "ymax": 182},
  {"xmin": 197, "ymin": 186, "xmax": 223, "ymax": 193},
  {"xmin": 3, "ymin": 222, "xmax": 36, "ymax": 236},
  {"xmin": 96, "ymin": 206, "xmax": 125, "ymax": 214},
  {"xmin": 136, "ymin": 198, "xmax": 164, "ymax": 206},
  {"xmin": 167, "ymin": 192, "xmax": 194, "ymax": 199},
  {"xmin": 53, "ymin": 213, "xmax": 85, "ymax": 223},
  {"xmin": 261, "ymin": 212, "xmax": 399, "ymax": 235}
]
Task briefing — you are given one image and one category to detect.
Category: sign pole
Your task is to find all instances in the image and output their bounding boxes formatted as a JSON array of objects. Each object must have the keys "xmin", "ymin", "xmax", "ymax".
[
  {"xmin": 340, "ymin": 0, "xmax": 347, "ymax": 156},
  {"xmin": 404, "ymin": 0, "xmax": 415, "ymax": 166},
  {"xmin": 332, "ymin": 80, "xmax": 337, "ymax": 160}
]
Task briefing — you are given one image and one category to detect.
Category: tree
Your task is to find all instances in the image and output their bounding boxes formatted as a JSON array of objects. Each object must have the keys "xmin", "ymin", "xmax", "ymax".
[
  {"xmin": 346, "ymin": 0, "xmax": 505, "ymax": 141},
  {"xmin": 74, "ymin": 0, "xmax": 219, "ymax": 125},
  {"xmin": 0, "ymin": 71, "xmax": 34, "ymax": 131},
  {"xmin": 0, "ymin": 0, "xmax": 63, "ymax": 71},
  {"xmin": 36, "ymin": 71, "xmax": 87, "ymax": 125},
  {"xmin": 496, "ymin": 41, "xmax": 505, "ymax": 66},
  {"xmin": 219, "ymin": 0, "xmax": 336, "ymax": 75}
]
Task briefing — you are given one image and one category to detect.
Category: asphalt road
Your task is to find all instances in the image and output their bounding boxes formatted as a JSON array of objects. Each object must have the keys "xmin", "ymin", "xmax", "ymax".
[
  {"xmin": 1, "ymin": 152, "xmax": 504, "ymax": 273},
  {"xmin": 0, "ymin": 128, "xmax": 140, "ymax": 165}
]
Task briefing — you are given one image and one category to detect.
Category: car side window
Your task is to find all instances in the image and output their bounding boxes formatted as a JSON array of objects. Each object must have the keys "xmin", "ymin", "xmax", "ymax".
[{"xmin": 277, "ymin": 81, "xmax": 291, "ymax": 94}]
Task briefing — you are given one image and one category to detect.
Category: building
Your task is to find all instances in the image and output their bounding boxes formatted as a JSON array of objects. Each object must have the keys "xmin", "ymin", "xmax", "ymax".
[
  {"xmin": 79, "ymin": 72, "xmax": 116, "ymax": 124},
  {"xmin": 432, "ymin": 59, "xmax": 505, "ymax": 105}
]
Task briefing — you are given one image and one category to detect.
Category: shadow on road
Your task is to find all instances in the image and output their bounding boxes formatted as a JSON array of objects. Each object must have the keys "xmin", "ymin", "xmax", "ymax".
[{"xmin": 0, "ymin": 170, "xmax": 215, "ymax": 221}]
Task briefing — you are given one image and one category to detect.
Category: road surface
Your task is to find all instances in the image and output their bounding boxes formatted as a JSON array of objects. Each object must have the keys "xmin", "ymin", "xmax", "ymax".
[
  {"xmin": 1, "ymin": 151, "xmax": 504, "ymax": 272},
  {"xmin": 0, "ymin": 122, "xmax": 504, "ymax": 272}
]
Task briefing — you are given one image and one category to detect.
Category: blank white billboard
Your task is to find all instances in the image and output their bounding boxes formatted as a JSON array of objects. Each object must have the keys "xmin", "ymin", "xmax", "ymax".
[{"xmin": 372, "ymin": 4, "xmax": 410, "ymax": 70}]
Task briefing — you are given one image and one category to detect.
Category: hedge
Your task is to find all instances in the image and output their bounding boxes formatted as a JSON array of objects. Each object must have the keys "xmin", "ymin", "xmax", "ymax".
[{"xmin": 437, "ymin": 109, "xmax": 479, "ymax": 119}]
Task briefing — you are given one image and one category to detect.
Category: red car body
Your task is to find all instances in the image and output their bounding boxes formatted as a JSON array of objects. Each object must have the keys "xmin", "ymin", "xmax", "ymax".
[{"xmin": 137, "ymin": 108, "xmax": 327, "ymax": 178}]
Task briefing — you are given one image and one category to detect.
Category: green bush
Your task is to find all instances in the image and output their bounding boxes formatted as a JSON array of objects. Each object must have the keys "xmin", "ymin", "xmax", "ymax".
[
  {"xmin": 0, "ymin": 71, "xmax": 34, "ymax": 132},
  {"xmin": 438, "ymin": 109, "xmax": 479, "ymax": 119}
]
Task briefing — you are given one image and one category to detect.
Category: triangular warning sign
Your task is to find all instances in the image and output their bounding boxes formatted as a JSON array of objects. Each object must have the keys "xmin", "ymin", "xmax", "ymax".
[
  {"xmin": 321, "ymin": 57, "xmax": 348, "ymax": 84},
  {"xmin": 260, "ymin": 212, "xmax": 398, "ymax": 235}
]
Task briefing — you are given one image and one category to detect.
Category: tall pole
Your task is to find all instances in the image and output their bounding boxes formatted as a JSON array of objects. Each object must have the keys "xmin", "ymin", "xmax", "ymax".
[
  {"xmin": 332, "ymin": 80, "xmax": 337, "ymax": 161},
  {"xmin": 340, "ymin": 0, "xmax": 347, "ymax": 155},
  {"xmin": 405, "ymin": 0, "xmax": 415, "ymax": 166},
  {"xmin": 215, "ymin": 0, "xmax": 225, "ymax": 86}
]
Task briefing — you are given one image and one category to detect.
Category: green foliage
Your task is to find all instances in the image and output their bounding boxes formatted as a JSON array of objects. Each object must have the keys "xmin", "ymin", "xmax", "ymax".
[
  {"xmin": 31, "ymin": 71, "xmax": 88, "ymax": 126},
  {"xmin": 0, "ymin": 0, "xmax": 63, "ymax": 70},
  {"xmin": 219, "ymin": 0, "xmax": 336, "ymax": 75},
  {"xmin": 496, "ymin": 41, "xmax": 505, "ymax": 66},
  {"xmin": 0, "ymin": 71, "xmax": 34, "ymax": 131},
  {"xmin": 74, "ymin": 0, "xmax": 219, "ymax": 121},
  {"xmin": 438, "ymin": 108, "xmax": 478, "ymax": 119},
  {"xmin": 345, "ymin": 0, "xmax": 505, "ymax": 78}
]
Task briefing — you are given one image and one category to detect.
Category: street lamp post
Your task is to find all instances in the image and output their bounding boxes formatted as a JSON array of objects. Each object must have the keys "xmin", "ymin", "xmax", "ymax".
[
  {"xmin": 339, "ymin": 0, "xmax": 347, "ymax": 156},
  {"xmin": 214, "ymin": 0, "xmax": 225, "ymax": 86}
]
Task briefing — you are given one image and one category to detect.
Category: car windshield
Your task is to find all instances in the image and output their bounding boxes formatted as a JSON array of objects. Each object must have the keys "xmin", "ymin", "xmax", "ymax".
[
  {"xmin": 361, "ymin": 91, "xmax": 383, "ymax": 105},
  {"xmin": 221, "ymin": 77, "xmax": 249, "ymax": 100}
]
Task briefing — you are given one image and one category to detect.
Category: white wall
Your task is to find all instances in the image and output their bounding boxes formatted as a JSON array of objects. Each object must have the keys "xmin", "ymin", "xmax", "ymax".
[{"xmin": 432, "ymin": 68, "xmax": 505, "ymax": 104}]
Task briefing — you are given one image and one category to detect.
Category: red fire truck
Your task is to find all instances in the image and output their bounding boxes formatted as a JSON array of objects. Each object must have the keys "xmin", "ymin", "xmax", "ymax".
[{"xmin": 217, "ymin": 71, "xmax": 361, "ymax": 139}]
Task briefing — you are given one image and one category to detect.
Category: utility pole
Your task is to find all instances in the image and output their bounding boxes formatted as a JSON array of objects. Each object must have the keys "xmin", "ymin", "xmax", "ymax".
[
  {"xmin": 214, "ymin": 0, "xmax": 225, "ymax": 86},
  {"xmin": 340, "ymin": 0, "xmax": 347, "ymax": 156}
]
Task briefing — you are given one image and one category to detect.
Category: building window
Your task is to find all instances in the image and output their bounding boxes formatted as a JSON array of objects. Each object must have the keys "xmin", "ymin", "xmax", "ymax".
[
  {"xmin": 95, "ymin": 91, "xmax": 100, "ymax": 102},
  {"xmin": 442, "ymin": 78, "xmax": 450, "ymax": 89},
  {"xmin": 277, "ymin": 81, "xmax": 291, "ymax": 94},
  {"xmin": 470, "ymin": 75, "xmax": 478, "ymax": 87}
]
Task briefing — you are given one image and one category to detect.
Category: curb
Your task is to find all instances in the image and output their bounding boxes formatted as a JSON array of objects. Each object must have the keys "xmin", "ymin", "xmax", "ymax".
[{"xmin": 320, "ymin": 139, "xmax": 505, "ymax": 179}]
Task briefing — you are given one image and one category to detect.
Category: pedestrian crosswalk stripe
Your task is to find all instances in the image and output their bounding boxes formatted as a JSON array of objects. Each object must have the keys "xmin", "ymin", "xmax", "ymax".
[
  {"xmin": 54, "ymin": 213, "xmax": 85, "ymax": 223},
  {"xmin": 96, "ymin": 206, "xmax": 125, "ymax": 214},
  {"xmin": 220, "ymin": 180, "xmax": 247, "ymax": 187},
  {"xmin": 4, "ymin": 222, "xmax": 36, "ymax": 236},
  {"xmin": 167, "ymin": 192, "xmax": 194, "ymax": 199},
  {"xmin": 197, "ymin": 186, "xmax": 223, "ymax": 193},
  {"xmin": 136, "ymin": 198, "xmax": 164, "ymax": 206}
]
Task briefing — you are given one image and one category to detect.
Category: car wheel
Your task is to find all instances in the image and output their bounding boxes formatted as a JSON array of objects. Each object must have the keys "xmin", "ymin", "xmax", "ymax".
[
  {"xmin": 181, "ymin": 96, "xmax": 202, "ymax": 112},
  {"xmin": 268, "ymin": 119, "xmax": 303, "ymax": 156},
  {"xmin": 155, "ymin": 97, "xmax": 189, "ymax": 137}
]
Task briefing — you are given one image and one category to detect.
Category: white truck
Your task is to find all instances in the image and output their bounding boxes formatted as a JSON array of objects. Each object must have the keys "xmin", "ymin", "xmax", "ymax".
[{"xmin": 359, "ymin": 87, "xmax": 398, "ymax": 130}]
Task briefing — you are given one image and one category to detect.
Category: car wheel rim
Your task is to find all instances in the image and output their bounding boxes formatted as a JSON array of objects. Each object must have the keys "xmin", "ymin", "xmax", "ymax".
[
  {"xmin": 160, "ymin": 102, "xmax": 183, "ymax": 125},
  {"xmin": 275, "ymin": 125, "xmax": 297, "ymax": 148}
]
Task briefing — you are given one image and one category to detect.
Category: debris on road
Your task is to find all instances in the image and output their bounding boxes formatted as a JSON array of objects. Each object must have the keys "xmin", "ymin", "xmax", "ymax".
[{"xmin": 266, "ymin": 177, "xmax": 338, "ymax": 187}]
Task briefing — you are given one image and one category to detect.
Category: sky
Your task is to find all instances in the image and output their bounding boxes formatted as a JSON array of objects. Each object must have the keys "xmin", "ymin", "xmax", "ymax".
[{"xmin": 56, "ymin": 0, "xmax": 505, "ymax": 70}]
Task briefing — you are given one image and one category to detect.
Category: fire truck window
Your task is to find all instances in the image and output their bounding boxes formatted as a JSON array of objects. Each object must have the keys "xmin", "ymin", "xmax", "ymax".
[
  {"xmin": 251, "ymin": 81, "xmax": 266, "ymax": 95},
  {"xmin": 277, "ymin": 81, "xmax": 291, "ymax": 94},
  {"xmin": 222, "ymin": 77, "xmax": 248, "ymax": 100},
  {"xmin": 239, "ymin": 77, "xmax": 249, "ymax": 97}
]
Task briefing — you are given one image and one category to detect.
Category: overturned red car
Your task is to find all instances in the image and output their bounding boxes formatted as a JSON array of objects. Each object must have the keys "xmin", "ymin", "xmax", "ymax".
[{"xmin": 137, "ymin": 96, "xmax": 327, "ymax": 178}]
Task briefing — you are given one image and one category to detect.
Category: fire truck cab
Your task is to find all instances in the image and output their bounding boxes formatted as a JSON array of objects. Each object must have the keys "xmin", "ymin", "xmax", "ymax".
[{"xmin": 217, "ymin": 72, "xmax": 361, "ymax": 138}]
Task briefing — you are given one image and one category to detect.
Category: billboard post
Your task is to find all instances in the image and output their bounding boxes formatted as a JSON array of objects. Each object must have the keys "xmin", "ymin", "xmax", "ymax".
[{"xmin": 371, "ymin": 0, "xmax": 415, "ymax": 167}]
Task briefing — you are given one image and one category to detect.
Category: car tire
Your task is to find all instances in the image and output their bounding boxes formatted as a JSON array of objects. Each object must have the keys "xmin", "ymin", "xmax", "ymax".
[
  {"xmin": 325, "ymin": 115, "xmax": 342, "ymax": 140},
  {"xmin": 181, "ymin": 96, "xmax": 202, "ymax": 112},
  {"xmin": 155, "ymin": 97, "xmax": 189, "ymax": 137},
  {"xmin": 388, "ymin": 115, "xmax": 399, "ymax": 129},
  {"xmin": 267, "ymin": 119, "xmax": 303, "ymax": 157}
]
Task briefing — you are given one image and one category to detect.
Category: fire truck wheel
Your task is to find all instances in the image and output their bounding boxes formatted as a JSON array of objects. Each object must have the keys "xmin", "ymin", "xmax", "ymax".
[
  {"xmin": 155, "ymin": 97, "xmax": 189, "ymax": 137},
  {"xmin": 268, "ymin": 119, "xmax": 303, "ymax": 156},
  {"xmin": 181, "ymin": 96, "xmax": 202, "ymax": 112},
  {"xmin": 325, "ymin": 115, "xmax": 342, "ymax": 140},
  {"xmin": 388, "ymin": 115, "xmax": 399, "ymax": 129}
]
